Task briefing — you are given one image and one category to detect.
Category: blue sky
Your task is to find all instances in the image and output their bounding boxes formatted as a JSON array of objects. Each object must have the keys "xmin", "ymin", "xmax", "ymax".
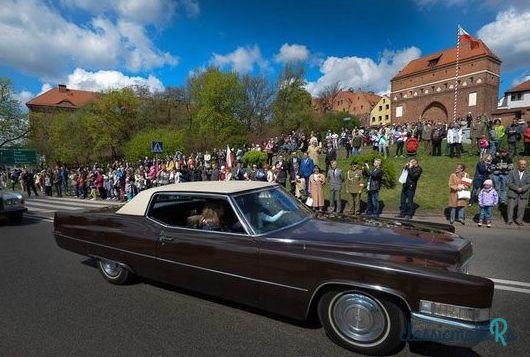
[{"xmin": 1, "ymin": 0, "xmax": 529, "ymax": 104}]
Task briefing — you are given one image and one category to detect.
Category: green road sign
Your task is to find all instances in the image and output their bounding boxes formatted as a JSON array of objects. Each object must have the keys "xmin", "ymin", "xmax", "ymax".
[{"xmin": 0, "ymin": 148, "xmax": 38, "ymax": 165}]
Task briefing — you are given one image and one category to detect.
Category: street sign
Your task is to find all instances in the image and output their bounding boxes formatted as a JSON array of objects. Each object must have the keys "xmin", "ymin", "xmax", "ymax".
[
  {"xmin": 151, "ymin": 141, "xmax": 163, "ymax": 153},
  {"xmin": 0, "ymin": 148, "xmax": 38, "ymax": 165}
]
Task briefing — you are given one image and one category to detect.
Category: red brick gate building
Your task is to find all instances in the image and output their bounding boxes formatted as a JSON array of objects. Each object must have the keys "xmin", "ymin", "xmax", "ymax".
[{"xmin": 390, "ymin": 40, "xmax": 501, "ymax": 124}]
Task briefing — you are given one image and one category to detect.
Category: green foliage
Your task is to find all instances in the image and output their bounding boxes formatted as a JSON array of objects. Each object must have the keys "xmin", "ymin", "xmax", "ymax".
[
  {"xmin": 123, "ymin": 128, "xmax": 184, "ymax": 161},
  {"xmin": 188, "ymin": 68, "xmax": 248, "ymax": 150},
  {"xmin": 0, "ymin": 78, "xmax": 28, "ymax": 147},
  {"xmin": 49, "ymin": 111, "xmax": 93, "ymax": 164},
  {"xmin": 271, "ymin": 64, "xmax": 312, "ymax": 132},
  {"xmin": 308, "ymin": 112, "xmax": 362, "ymax": 133},
  {"xmin": 241, "ymin": 150, "xmax": 268, "ymax": 167},
  {"xmin": 349, "ymin": 151, "xmax": 397, "ymax": 189}
]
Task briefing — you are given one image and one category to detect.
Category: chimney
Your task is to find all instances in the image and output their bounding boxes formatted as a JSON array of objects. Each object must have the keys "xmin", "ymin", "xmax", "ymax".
[{"xmin": 58, "ymin": 84, "xmax": 67, "ymax": 93}]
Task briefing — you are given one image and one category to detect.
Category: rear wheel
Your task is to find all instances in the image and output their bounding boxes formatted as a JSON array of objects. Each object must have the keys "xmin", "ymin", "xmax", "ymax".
[
  {"xmin": 98, "ymin": 258, "xmax": 132, "ymax": 285},
  {"xmin": 318, "ymin": 290, "xmax": 405, "ymax": 355}
]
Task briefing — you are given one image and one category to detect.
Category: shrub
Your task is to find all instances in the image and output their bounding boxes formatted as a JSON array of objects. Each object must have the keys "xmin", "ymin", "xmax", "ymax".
[
  {"xmin": 241, "ymin": 150, "xmax": 268, "ymax": 167},
  {"xmin": 349, "ymin": 151, "xmax": 397, "ymax": 189},
  {"xmin": 123, "ymin": 128, "xmax": 184, "ymax": 161}
]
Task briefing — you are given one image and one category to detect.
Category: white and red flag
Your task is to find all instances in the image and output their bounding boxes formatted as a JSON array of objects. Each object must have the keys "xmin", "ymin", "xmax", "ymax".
[
  {"xmin": 458, "ymin": 26, "xmax": 480, "ymax": 49},
  {"xmin": 226, "ymin": 144, "xmax": 233, "ymax": 168}
]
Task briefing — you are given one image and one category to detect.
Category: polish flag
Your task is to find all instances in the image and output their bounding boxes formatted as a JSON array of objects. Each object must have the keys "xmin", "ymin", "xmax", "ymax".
[
  {"xmin": 458, "ymin": 27, "xmax": 480, "ymax": 49},
  {"xmin": 226, "ymin": 145, "xmax": 232, "ymax": 168}
]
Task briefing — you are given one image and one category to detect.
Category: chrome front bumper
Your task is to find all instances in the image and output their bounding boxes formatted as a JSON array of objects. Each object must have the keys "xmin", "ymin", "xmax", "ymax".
[{"xmin": 407, "ymin": 312, "xmax": 490, "ymax": 348}]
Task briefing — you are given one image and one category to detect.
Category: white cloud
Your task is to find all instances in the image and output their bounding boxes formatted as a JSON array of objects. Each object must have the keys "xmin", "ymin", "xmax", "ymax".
[
  {"xmin": 512, "ymin": 74, "xmax": 530, "ymax": 87},
  {"xmin": 413, "ymin": 0, "xmax": 468, "ymax": 8},
  {"xmin": 211, "ymin": 45, "xmax": 268, "ymax": 74},
  {"xmin": 305, "ymin": 47, "xmax": 421, "ymax": 97},
  {"xmin": 49, "ymin": 68, "xmax": 165, "ymax": 93},
  {"xmin": 275, "ymin": 43, "xmax": 310, "ymax": 63},
  {"xmin": 477, "ymin": 8, "xmax": 530, "ymax": 71},
  {"xmin": 0, "ymin": 0, "xmax": 177, "ymax": 80},
  {"xmin": 61, "ymin": 0, "xmax": 199, "ymax": 24}
]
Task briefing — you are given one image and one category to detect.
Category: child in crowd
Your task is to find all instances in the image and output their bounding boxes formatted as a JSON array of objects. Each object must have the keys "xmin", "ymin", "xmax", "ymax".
[
  {"xmin": 478, "ymin": 135, "xmax": 489, "ymax": 158},
  {"xmin": 478, "ymin": 179, "xmax": 498, "ymax": 228}
]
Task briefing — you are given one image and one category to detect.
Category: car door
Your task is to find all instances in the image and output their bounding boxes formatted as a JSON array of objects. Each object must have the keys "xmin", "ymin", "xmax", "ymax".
[{"xmin": 147, "ymin": 193, "xmax": 259, "ymax": 307}]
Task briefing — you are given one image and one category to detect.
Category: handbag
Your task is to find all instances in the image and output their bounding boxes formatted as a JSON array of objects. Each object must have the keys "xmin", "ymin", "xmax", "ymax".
[
  {"xmin": 398, "ymin": 169, "xmax": 408, "ymax": 184},
  {"xmin": 457, "ymin": 190, "xmax": 471, "ymax": 200},
  {"xmin": 305, "ymin": 197, "xmax": 313, "ymax": 206}
]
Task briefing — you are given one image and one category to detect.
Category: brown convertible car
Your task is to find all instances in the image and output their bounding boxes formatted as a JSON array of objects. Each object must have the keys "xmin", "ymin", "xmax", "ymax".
[{"xmin": 54, "ymin": 181, "xmax": 493, "ymax": 355}]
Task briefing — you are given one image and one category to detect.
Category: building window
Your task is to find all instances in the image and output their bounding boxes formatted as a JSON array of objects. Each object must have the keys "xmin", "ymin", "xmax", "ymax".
[
  {"xmin": 385, "ymin": 104, "xmax": 389, "ymax": 110},
  {"xmin": 511, "ymin": 93, "xmax": 523, "ymax": 101},
  {"xmin": 385, "ymin": 114, "xmax": 389, "ymax": 120},
  {"xmin": 361, "ymin": 105, "xmax": 364, "ymax": 109},
  {"xmin": 379, "ymin": 105, "xmax": 382, "ymax": 111},
  {"xmin": 372, "ymin": 117, "xmax": 376, "ymax": 122},
  {"xmin": 378, "ymin": 116, "xmax": 382, "ymax": 120},
  {"xmin": 396, "ymin": 106, "xmax": 403, "ymax": 118},
  {"xmin": 468, "ymin": 92, "xmax": 477, "ymax": 106}
]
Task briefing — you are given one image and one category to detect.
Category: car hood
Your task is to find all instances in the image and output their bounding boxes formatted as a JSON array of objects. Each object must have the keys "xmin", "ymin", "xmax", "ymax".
[
  {"xmin": 1, "ymin": 191, "xmax": 23, "ymax": 200},
  {"xmin": 273, "ymin": 214, "xmax": 472, "ymax": 270}
]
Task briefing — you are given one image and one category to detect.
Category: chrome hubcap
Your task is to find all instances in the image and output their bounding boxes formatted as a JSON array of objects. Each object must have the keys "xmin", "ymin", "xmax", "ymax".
[
  {"xmin": 101, "ymin": 260, "xmax": 121, "ymax": 277},
  {"xmin": 331, "ymin": 293, "xmax": 386, "ymax": 344}
]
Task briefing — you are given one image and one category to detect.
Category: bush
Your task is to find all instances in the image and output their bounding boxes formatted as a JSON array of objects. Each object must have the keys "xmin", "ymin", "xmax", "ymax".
[
  {"xmin": 241, "ymin": 150, "xmax": 268, "ymax": 167},
  {"xmin": 349, "ymin": 151, "xmax": 397, "ymax": 189},
  {"xmin": 123, "ymin": 128, "xmax": 184, "ymax": 161}
]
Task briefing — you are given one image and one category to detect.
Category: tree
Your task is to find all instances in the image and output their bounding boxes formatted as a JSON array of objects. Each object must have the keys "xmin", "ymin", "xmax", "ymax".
[
  {"xmin": 317, "ymin": 81, "xmax": 343, "ymax": 112},
  {"xmin": 0, "ymin": 78, "xmax": 28, "ymax": 148},
  {"xmin": 187, "ymin": 67, "xmax": 247, "ymax": 150},
  {"xmin": 48, "ymin": 111, "xmax": 93, "ymax": 164},
  {"xmin": 271, "ymin": 64, "xmax": 313, "ymax": 133},
  {"xmin": 239, "ymin": 74, "xmax": 274, "ymax": 135},
  {"xmin": 123, "ymin": 128, "xmax": 184, "ymax": 161}
]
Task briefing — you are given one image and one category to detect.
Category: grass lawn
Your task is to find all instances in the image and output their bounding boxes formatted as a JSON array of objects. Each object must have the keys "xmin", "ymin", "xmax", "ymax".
[{"xmin": 319, "ymin": 142, "xmax": 529, "ymax": 216}]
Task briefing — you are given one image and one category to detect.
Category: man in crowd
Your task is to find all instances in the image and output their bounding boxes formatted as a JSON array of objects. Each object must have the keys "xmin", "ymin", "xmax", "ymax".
[
  {"xmin": 506, "ymin": 119, "xmax": 521, "ymax": 157},
  {"xmin": 470, "ymin": 116, "xmax": 486, "ymax": 155},
  {"xmin": 431, "ymin": 123, "xmax": 444, "ymax": 156},
  {"xmin": 300, "ymin": 152, "xmax": 314, "ymax": 193},
  {"xmin": 491, "ymin": 148, "xmax": 513, "ymax": 205},
  {"xmin": 327, "ymin": 160, "xmax": 343, "ymax": 213},
  {"xmin": 364, "ymin": 159, "xmax": 383, "ymax": 218},
  {"xmin": 324, "ymin": 142, "xmax": 337, "ymax": 173},
  {"xmin": 421, "ymin": 122, "xmax": 432, "ymax": 155},
  {"xmin": 506, "ymin": 159, "xmax": 529, "ymax": 226},
  {"xmin": 398, "ymin": 159, "xmax": 422, "ymax": 219}
]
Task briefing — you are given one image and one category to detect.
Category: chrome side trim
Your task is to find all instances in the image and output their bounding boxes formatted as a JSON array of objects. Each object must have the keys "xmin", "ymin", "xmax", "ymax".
[
  {"xmin": 89, "ymin": 254, "xmax": 134, "ymax": 272},
  {"xmin": 305, "ymin": 280, "xmax": 412, "ymax": 318},
  {"xmin": 55, "ymin": 233, "xmax": 308, "ymax": 292}
]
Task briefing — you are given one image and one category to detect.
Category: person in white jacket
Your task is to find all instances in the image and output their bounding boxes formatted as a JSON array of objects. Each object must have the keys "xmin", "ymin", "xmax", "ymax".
[{"xmin": 447, "ymin": 123, "xmax": 463, "ymax": 158}]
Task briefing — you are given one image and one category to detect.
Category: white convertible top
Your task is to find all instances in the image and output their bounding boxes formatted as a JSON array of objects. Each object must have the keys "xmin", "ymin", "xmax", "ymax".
[{"xmin": 116, "ymin": 181, "xmax": 277, "ymax": 216}]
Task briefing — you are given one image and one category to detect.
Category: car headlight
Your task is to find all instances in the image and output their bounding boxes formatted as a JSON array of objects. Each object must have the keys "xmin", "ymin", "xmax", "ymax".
[{"xmin": 420, "ymin": 300, "xmax": 490, "ymax": 322}]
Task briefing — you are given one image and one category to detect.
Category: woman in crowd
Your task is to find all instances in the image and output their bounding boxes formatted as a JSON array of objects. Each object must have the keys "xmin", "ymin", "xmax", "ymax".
[
  {"xmin": 448, "ymin": 164, "xmax": 470, "ymax": 225},
  {"xmin": 470, "ymin": 154, "xmax": 493, "ymax": 205},
  {"xmin": 307, "ymin": 141, "xmax": 321, "ymax": 167},
  {"xmin": 309, "ymin": 165, "xmax": 326, "ymax": 212}
]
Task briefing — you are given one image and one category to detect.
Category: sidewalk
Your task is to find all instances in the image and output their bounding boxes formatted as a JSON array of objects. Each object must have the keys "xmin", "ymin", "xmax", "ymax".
[{"xmin": 379, "ymin": 212, "xmax": 530, "ymax": 231}]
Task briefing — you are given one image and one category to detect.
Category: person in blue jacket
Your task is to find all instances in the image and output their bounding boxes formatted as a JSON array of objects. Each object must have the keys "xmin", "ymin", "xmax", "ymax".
[{"xmin": 300, "ymin": 152, "xmax": 315, "ymax": 193}]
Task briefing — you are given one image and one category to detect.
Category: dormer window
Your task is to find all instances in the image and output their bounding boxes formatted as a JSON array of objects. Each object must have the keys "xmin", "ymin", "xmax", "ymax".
[{"xmin": 428, "ymin": 55, "xmax": 441, "ymax": 69}]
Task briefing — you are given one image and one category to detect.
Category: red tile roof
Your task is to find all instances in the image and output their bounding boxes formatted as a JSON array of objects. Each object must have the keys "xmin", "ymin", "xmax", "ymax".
[
  {"xmin": 26, "ymin": 85, "xmax": 98, "ymax": 110},
  {"xmin": 506, "ymin": 79, "xmax": 530, "ymax": 93},
  {"xmin": 392, "ymin": 40, "xmax": 500, "ymax": 80}
]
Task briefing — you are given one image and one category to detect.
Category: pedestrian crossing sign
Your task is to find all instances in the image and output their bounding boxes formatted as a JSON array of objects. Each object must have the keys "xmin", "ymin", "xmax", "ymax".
[{"xmin": 151, "ymin": 141, "xmax": 163, "ymax": 153}]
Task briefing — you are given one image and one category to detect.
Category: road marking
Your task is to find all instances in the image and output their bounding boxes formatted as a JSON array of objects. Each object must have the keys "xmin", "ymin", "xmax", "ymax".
[
  {"xmin": 489, "ymin": 278, "xmax": 530, "ymax": 288},
  {"xmin": 494, "ymin": 285, "xmax": 530, "ymax": 294}
]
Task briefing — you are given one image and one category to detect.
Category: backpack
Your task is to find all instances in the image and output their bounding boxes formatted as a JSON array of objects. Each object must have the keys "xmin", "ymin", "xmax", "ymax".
[{"xmin": 406, "ymin": 138, "xmax": 419, "ymax": 153}]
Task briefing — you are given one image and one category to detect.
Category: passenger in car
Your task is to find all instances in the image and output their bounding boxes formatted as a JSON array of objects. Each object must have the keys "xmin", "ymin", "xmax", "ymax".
[{"xmin": 200, "ymin": 208, "xmax": 221, "ymax": 231}]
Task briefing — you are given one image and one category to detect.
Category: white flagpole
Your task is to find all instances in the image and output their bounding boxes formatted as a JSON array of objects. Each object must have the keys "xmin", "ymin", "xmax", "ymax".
[{"xmin": 453, "ymin": 25, "xmax": 461, "ymax": 122}]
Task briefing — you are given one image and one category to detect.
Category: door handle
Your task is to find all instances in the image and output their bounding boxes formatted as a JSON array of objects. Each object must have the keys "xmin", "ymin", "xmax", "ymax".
[{"xmin": 159, "ymin": 232, "xmax": 174, "ymax": 242}]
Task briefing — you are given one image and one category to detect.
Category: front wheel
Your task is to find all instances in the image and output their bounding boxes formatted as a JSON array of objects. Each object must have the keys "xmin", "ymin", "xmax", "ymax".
[
  {"xmin": 98, "ymin": 258, "xmax": 132, "ymax": 285},
  {"xmin": 8, "ymin": 212, "xmax": 23, "ymax": 224},
  {"xmin": 318, "ymin": 290, "xmax": 405, "ymax": 355}
]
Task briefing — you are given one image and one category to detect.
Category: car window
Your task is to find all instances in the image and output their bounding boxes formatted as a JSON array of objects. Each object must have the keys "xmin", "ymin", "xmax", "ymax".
[
  {"xmin": 234, "ymin": 187, "xmax": 310, "ymax": 234},
  {"xmin": 148, "ymin": 193, "xmax": 245, "ymax": 234}
]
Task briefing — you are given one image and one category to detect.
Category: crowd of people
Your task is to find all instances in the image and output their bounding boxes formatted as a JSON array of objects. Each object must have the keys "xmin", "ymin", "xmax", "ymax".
[{"xmin": 1, "ymin": 115, "xmax": 529, "ymax": 225}]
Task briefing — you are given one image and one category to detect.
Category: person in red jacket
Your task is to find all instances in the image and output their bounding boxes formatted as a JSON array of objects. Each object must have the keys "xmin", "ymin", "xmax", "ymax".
[
  {"xmin": 405, "ymin": 134, "xmax": 419, "ymax": 156},
  {"xmin": 523, "ymin": 121, "xmax": 530, "ymax": 156}
]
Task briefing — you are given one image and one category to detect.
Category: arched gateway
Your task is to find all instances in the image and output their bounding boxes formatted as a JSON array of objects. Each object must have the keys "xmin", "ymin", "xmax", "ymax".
[{"xmin": 421, "ymin": 101, "xmax": 449, "ymax": 123}]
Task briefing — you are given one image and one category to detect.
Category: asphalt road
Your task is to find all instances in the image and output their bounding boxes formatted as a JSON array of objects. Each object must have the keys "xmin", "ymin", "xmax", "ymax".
[{"xmin": 1, "ymin": 215, "xmax": 529, "ymax": 357}]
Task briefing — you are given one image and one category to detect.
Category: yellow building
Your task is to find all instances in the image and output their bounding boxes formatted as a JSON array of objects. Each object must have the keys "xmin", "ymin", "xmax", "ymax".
[{"xmin": 370, "ymin": 96, "xmax": 391, "ymax": 126}]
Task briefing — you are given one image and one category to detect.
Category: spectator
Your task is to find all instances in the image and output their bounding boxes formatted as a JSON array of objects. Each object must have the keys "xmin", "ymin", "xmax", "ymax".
[
  {"xmin": 405, "ymin": 134, "xmax": 419, "ymax": 156},
  {"xmin": 506, "ymin": 119, "xmax": 521, "ymax": 157},
  {"xmin": 346, "ymin": 163, "xmax": 364, "ymax": 215},
  {"xmin": 351, "ymin": 129, "xmax": 363, "ymax": 156},
  {"xmin": 326, "ymin": 160, "xmax": 343, "ymax": 213},
  {"xmin": 324, "ymin": 142, "xmax": 336, "ymax": 173},
  {"xmin": 431, "ymin": 124, "xmax": 444, "ymax": 156},
  {"xmin": 364, "ymin": 159, "xmax": 383, "ymax": 218},
  {"xmin": 448, "ymin": 164, "xmax": 470, "ymax": 225},
  {"xmin": 447, "ymin": 123, "xmax": 463, "ymax": 158},
  {"xmin": 470, "ymin": 154, "xmax": 493, "ymax": 205},
  {"xmin": 491, "ymin": 149, "xmax": 513, "ymax": 205},
  {"xmin": 524, "ymin": 121, "xmax": 530, "ymax": 156},
  {"xmin": 506, "ymin": 159, "xmax": 530, "ymax": 226},
  {"xmin": 421, "ymin": 122, "xmax": 432, "ymax": 154},
  {"xmin": 477, "ymin": 179, "xmax": 498, "ymax": 228},
  {"xmin": 309, "ymin": 166, "xmax": 325, "ymax": 212},
  {"xmin": 478, "ymin": 135, "xmax": 489, "ymax": 158},
  {"xmin": 470, "ymin": 117, "xmax": 486, "ymax": 155},
  {"xmin": 300, "ymin": 152, "xmax": 314, "ymax": 193},
  {"xmin": 399, "ymin": 159, "xmax": 422, "ymax": 219},
  {"xmin": 307, "ymin": 141, "xmax": 321, "ymax": 167}
]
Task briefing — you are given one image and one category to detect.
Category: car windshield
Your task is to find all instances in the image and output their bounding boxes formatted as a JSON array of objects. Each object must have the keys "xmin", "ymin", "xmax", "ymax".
[{"xmin": 233, "ymin": 187, "xmax": 311, "ymax": 234}]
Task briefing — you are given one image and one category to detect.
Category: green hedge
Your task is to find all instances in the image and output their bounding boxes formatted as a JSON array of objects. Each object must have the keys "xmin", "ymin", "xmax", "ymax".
[
  {"xmin": 241, "ymin": 150, "xmax": 268, "ymax": 167},
  {"xmin": 349, "ymin": 151, "xmax": 397, "ymax": 189}
]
